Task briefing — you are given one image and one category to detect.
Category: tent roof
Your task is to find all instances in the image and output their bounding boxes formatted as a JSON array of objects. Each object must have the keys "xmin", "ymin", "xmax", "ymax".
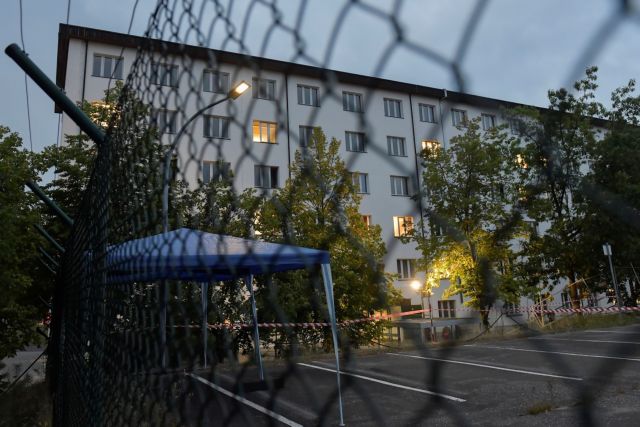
[{"xmin": 105, "ymin": 228, "xmax": 329, "ymax": 283}]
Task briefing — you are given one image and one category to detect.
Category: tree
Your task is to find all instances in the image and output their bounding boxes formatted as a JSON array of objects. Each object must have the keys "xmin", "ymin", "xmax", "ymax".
[
  {"xmin": 577, "ymin": 79, "xmax": 640, "ymax": 305},
  {"xmin": 0, "ymin": 127, "xmax": 47, "ymax": 361},
  {"xmin": 416, "ymin": 118, "xmax": 523, "ymax": 327},
  {"xmin": 256, "ymin": 127, "xmax": 394, "ymax": 350},
  {"xmin": 513, "ymin": 67, "xmax": 605, "ymax": 308}
]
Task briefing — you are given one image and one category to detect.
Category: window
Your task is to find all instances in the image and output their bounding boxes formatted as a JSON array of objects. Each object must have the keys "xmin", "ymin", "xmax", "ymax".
[
  {"xmin": 438, "ymin": 300, "xmax": 456, "ymax": 318},
  {"xmin": 362, "ymin": 215, "xmax": 372, "ymax": 227},
  {"xmin": 253, "ymin": 77, "xmax": 276, "ymax": 100},
  {"xmin": 481, "ymin": 113, "xmax": 496, "ymax": 130},
  {"xmin": 342, "ymin": 91, "xmax": 363, "ymax": 112},
  {"xmin": 390, "ymin": 176, "xmax": 409, "ymax": 196},
  {"xmin": 297, "ymin": 85, "xmax": 319, "ymax": 106},
  {"xmin": 397, "ymin": 259, "xmax": 416, "ymax": 280},
  {"xmin": 92, "ymin": 54, "xmax": 123, "ymax": 79},
  {"xmin": 422, "ymin": 139, "xmax": 441, "ymax": 151},
  {"xmin": 203, "ymin": 115, "xmax": 230, "ymax": 139},
  {"xmin": 384, "ymin": 98, "xmax": 403, "ymax": 118},
  {"xmin": 254, "ymin": 165, "xmax": 278, "ymax": 188},
  {"xmin": 393, "ymin": 216, "xmax": 414, "ymax": 237},
  {"xmin": 345, "ymin": 131, "xmax": 366, "ymax": 152},
  {"xmin": 202, "ymin": 161, "xmax": 231, "ymax": 184},
  {"xmin": 387, "ymin": 136, "xmax": 406, "ymax": 157},
  {"xmin": 252, "ymin": 120, "xmax": 277, "ymax": 143},
  {"xmin": 419, "ymin": 103, "xmax": 437, "ymax": 123},
  {"xmin": 351, "ymin": 172, "xmax": 369, "ymax": 194},
  {"xmin": 509, "ymin": 118, "xmax": 523, "ymax": 135},
  {"xmin": 430, "ymin": 222, "xmax": 444, "ymax": 237},
  {"xmin": 451, "ymin": 109, "xmax": 468, "ymax": 127},
  {"xmin": 203, "ymin": 70, "xmax": 229, "ymax": 93},
  {"xmin": 151, "ymin": 109, "xmax": 177, "ymax": 134},
  {"xmin": 299, "ymin": 126, "xmax": 314, "ymax": 147},
  {"xmin": 151, "ymin": 62, "xmax": 178, "ymax": 87}
]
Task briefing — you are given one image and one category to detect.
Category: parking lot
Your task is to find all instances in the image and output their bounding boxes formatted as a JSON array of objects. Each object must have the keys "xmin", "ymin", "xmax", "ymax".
[{"xmin": 179, "ymin": 323, "xmax": 640, "ymax": 426}]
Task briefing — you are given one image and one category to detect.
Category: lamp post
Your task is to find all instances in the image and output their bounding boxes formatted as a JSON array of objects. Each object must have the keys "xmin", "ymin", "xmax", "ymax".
[
  {"xmin": 603, "ymin": 243, "xmax": 622, "ymax": 308},
  {"xmin": 411, "ymin": 280, "xmax": 435, "ymax": 342},
  {"xmin": 161, "ymin": 80, "xmax": 250, "ymax": 233},
  {"xmin": 158, "ymin": 81, "xmax": 249, "ymax": 368},
  {"xmin": 410, "ymin": 280, "xmax": 425, "ymax": 318}
]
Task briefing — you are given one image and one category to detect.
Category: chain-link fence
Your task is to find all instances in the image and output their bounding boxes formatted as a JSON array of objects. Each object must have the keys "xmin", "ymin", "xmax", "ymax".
[{"xmin": 10, "ymin": 0, "xmax": 640, "ymax": 425}]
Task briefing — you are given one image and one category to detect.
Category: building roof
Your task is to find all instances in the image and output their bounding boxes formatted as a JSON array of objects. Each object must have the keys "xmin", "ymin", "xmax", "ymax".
[{"xmin": 56, "ymin": 23, "xmax": 527, "ymax": 111}]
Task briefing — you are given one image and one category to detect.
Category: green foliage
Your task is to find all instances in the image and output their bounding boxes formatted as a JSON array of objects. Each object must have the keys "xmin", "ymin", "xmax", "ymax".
[
  {"xmin": 0, "ymin": 127, "xmax": 47, "ymax": 359},
  {"xmin": 416, "ymin": 118, "xmax": 523, "ymax": 326},
  {"xmin": 257, "ymin": 127, "xmax": 390, "ymax": 349}
]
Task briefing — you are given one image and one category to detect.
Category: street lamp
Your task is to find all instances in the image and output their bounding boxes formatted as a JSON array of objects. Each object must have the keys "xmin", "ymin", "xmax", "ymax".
[
  {"xmin": 410, "ymin": 280, "xmax": 425, "ymax": 318},
  {"xmin": 411, "ymin": 279, "xmax": 436, "ymax": 341},
  {"xmin": 603, "ymin": 243, "xmax": 622, "ymax": 308},
  {"xmin": 161, "ymin": 80, "xmax": 250, "ymax": 232}
]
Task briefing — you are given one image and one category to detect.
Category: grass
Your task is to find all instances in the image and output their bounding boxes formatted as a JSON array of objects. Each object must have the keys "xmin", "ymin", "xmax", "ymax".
[
  {"xmin": 0, "ymin": 379, "xmax": 52, "ymax": 427},
  {"xmin": 538, "ymin": 313, "xmax": 639, "ymax": 333},
  {"xmin": 527, "ymin": 402, "xmax": 554, "ymax": 415}
]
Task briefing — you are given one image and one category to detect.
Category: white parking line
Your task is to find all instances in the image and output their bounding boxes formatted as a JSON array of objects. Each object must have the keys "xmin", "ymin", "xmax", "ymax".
[
  {"xmin": 386, "ymin": 352, "xmax": 582, "ymax": 381},
  {"xmin": 529, "ymin": 337, "xmax": 640, "ymax": 345},
  {"xmin": 585, "ymin": 330, "xmax": 640, "ymax": 335},
  {"xmin": 464, "ymin": 344, "xmax": 640, "ymax": 362},
  {"xmin": 186, "ymin": 372, "xmax": 303, "ymax": 427},
  {"xmin": 298, "ymin": 362, "xmax": 466, "ymax": 402}
]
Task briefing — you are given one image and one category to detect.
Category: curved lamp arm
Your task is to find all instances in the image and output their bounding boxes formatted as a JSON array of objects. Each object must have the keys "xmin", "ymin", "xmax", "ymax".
[{"xmin": 161, "ymin": 96, "xmax": 230, "ymax": 233}]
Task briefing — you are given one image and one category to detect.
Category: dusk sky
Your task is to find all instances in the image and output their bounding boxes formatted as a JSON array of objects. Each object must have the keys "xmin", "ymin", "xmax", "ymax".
[{"xmin": 1, "ymin": 0, "xmax": 639, "ymax": 156}]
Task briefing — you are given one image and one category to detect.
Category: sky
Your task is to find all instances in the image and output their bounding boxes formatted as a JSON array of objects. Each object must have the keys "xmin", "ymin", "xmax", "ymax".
[{"xmin": 1, "ymin": 0, "xmax": 640, "ymax": 156}]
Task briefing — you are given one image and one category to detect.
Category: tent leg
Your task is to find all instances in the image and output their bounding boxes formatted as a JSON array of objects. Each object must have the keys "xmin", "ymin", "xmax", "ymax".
[
  {"xmin": 321, "ymin": 263, "xmax": 345, "ymax": 426},
  {"xmin": 201, "ymin": 282, "xmax": 209, "ymax": 369},
  {"xmin": 160, "ymin": 280, "xmax": 168, "ymax": 369},
  {"xmin": 246, "ymin": 275, "xmax": 264, "ymax": 381}
]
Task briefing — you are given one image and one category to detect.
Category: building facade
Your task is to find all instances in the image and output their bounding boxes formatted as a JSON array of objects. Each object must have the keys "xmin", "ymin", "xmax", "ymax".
[{"xmin": 56, "ymin": 24, "xmax": 598, "ymax": 322}]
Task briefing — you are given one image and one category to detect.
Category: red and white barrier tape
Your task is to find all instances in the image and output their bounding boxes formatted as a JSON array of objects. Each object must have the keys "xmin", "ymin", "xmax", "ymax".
[{"xmin": 202, "ymin": 305, "xmax": 640, "ymax": 330}]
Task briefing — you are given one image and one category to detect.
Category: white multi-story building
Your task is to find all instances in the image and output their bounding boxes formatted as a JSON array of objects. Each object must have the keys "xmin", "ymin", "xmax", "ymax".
[{"xmin": 56, "ymin": 24, "xmax": 602, "ymax": 323}]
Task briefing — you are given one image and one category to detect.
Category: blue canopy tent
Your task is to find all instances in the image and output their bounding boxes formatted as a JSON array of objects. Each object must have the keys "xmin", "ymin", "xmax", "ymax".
[{"xmin": 106, "ymin": 228, "xmax": 344, "ymax": 424}]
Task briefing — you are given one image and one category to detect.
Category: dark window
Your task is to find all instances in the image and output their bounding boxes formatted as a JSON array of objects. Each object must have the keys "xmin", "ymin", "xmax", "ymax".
[
  {"xmin": 202, "ymin": 161, "xmax": 231, "ymax": 184},
  {"xmin": 438, "ymin": 300, "xmax": 456, "ymax": 318},
  {"xmin": 203, "ymin": 70, "xmax": 230, "ymax": 93},
  {"xmin": 299, "ymin": 126, "xmax": 314, "ymax": 147},
  {"xmin": 343, "ymin": 91, "xmax": 363, "ymax": 112},
  {"xmin": 345, "ymin": 131, "xmax": 366, "ymax": 152},
  {"xmin": 390, "ymin": 176, "xmax": 409, "ymax": 196},
  {"xmin": 384, "ymin": 98, "xmax": 403, "ymax": 118},
  {"xmin": 253, "ymin": 77, "xmax": 276, "ymax": 100},
  {"xmin": 203, "ymin": 116, "xmax": 230, "ymax": 139},
  {"xmin": 297, "ymin": 85, "xmax": 319, "ymax": 106},
  {"xmin": 254, "ymin": 165, "xmax": 279, "ymax": 188},
  {"xmin": 151, "ymin": 109, "xmax": 177, "ymax": 134},
  {"xmin": 92, "ymin": 54, "xmax": 123, "ymax": 79},
  {"xmin": 387, "ymin": 136, "xmax": 406, "ymax": 157},
  {"xmin": 151, "ymin": 62, "xmax": 178, "ymax": 87},
  {"xmin": 419, "ymin": 103, "xmax": 436, "ymax": 123}
]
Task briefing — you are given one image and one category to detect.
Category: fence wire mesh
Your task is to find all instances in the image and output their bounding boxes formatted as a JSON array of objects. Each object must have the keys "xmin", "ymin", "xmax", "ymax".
[{"xmin": 43, "ymin": 1, "xmax": 640, "ymax": 426}]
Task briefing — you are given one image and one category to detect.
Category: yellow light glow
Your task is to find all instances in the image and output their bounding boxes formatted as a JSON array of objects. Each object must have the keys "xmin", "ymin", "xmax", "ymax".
[
  {"xmin": 410, "ymin": 280, "xmax": 422, "ymax": 291},
  {"xmin": 229, "ymin": 81, "xmax": 250, "ymax": 99}
]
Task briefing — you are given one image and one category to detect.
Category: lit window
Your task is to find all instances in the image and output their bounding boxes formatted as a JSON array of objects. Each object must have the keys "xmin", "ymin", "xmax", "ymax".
[
  {"xmin": 203, "ymin": 116, "xmax": 230, "ymax": 139},
  {"xmin": 254, "ymin": 165, "xmax": 278, "ymax": 188},
  {"xmin": 481, "ymin": 113, "xmax": 496, "ymax": 130},
  {"xmin": 253, "ymin": 77, "xmax": 276, "ymax": 100},
  {"xmin": 384, "ymin": 98, "xmax": 403, "ymax": 118},
  {"xmin": 452, "ymin": 109, "xmax": 468, "ymax": 127},
  {"xmin": 151, "ymin": 62, "xmax": 178, "ymax": 87},
  {"xmin": 393, "ymin": 216, "xmax": 414, "ymax": 237},
  {"xmin": 397, "ymin": 259, "xmax": 416, "ymax": 280},
  {"xmin": 151, "ymin": 109, "xmax": 177, "ymax": 134},
  {"xmin": 299, "ymin": 126, "xmax": 314, "ymax": 147},
  {"xmin": 343, "ymin": 91, "xmax": 363, "ymax": 112},
  {"xmin": 92, "ymin": 54, "xmax": 123, "ymax": 79},
  {"xmin": 421, "ymin": 139, "xmax": 441, "ymax": 152},
  {"xmin": 390, "ymin": 176, "xmax": 409, "ymax": 196},
  {"xmin": 203, "ymin": 70, "xmax": 230, "ymax": 93},
  {"xmin": 351, "ymin": 172, "xmax": 369, "ymax": 194},
  {"xmin": 297, "ymin": 85, "xmax": 319, "ymax": 106},
  {"xmin": 345, "ymin": 131, "xmax": 366, "ymax": 152},
  {"xmin": 438, "ymin": 300, "xmax": 456, "ymax": 318},
  {"xmin": 419, "ymin": 103, "xmax": 436, "ymax": 123},
  {"xmin": 252, "ymin": 120, "xmax": 277, "ymax": 144},
  {"xmin": 387, "ymin": 136, "xmax": 406, "ymax": 157},
  {"xmin": 362, "ymin": 215, "xmax": 372, "ymax": 227},
  {"xmin": 202, "ymin": 161, "xmax": 231, "ymax": 184}
]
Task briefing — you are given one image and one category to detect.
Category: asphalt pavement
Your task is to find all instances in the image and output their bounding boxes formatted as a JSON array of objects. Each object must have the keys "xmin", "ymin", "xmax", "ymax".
[{"xmin": 175, "ymin": 323, "xmax": 640, "ymax": 426}]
